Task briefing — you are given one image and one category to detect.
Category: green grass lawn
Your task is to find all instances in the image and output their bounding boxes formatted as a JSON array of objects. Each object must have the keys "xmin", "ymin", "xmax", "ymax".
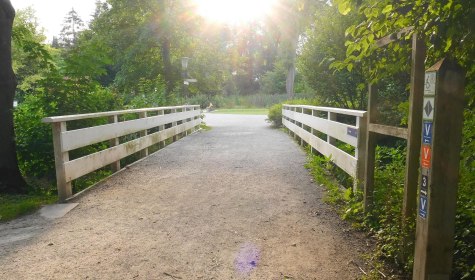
[
  {"xmin": 210, "ymin": 108, "xmax": 269, "ymax": 115},
  {"xmin": 0, "ymin": 194, "xmax": 57, "ymax": 222}
]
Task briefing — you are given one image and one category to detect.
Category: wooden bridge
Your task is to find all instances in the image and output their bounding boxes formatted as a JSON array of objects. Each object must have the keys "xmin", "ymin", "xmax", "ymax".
[
  {"xmin": 0, "ymin": 107, "xmax": 371, "ymax": 279},
  {"xmin": 41, "ymin": 105, "xmax": 367, "ymax": 202}
]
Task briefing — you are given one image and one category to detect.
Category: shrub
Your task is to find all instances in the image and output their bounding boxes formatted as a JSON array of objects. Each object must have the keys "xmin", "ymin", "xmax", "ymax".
[
  {"xmin": 266, "ymin": 98, "xmax": 319, "ymax": 127},
  {"xmin": 267, "ymin": 103, "xmax": 283, "ymax": 127},
  {"xmin": 14, "ymin": 77, "xmax": 120, "ymax": 191}
]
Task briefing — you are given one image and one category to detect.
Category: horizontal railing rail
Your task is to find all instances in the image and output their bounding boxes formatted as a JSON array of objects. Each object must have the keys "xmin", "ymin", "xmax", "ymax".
[
  {"xmin": 282, "ymin": 104, "xmax": 367, "ymax": 190},
  {"xmin": 43, "ymin": 105, "xmax": 201, "ymax": 201}
]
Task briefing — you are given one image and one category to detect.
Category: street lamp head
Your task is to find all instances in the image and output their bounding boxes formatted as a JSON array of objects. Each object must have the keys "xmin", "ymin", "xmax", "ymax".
[{"xmin": 181, "ymin": 57, "xmax": 190, "ymax": 70}]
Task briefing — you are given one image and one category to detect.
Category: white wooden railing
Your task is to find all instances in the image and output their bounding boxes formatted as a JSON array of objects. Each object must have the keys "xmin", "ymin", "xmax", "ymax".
[
  {"xmin": 282, "ymin": 105, "xmax": 367, "ymax": 190},
  {"xmin": 43, "ymin": 105, "xmax": 201, "ymax": 201}
]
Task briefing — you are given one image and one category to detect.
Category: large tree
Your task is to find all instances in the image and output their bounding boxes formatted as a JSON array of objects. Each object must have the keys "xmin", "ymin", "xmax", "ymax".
[
  {"xmin": 59, "ymin": 8, "xmax": 84, "ymax": 48},
  {"xmin": 0, "ymin": 0, "xmax": 27, "ymax": 193}
]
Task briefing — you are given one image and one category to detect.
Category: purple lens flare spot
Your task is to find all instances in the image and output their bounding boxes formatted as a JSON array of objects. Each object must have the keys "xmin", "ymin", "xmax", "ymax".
[{"xmin": 234, "ymin": 242, "xmax": 260, "ymax": 275}]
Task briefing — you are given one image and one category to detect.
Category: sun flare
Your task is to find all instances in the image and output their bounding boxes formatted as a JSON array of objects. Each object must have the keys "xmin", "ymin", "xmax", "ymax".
[{"xmin": 193, "ymin": 0, "xmax": 278, "ymax": 25}]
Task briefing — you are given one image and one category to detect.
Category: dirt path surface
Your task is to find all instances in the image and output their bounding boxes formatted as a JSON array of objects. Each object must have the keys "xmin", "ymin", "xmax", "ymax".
[{"xmin": 1, "ymin": 114, "xmax": 370, "ymax": 280}]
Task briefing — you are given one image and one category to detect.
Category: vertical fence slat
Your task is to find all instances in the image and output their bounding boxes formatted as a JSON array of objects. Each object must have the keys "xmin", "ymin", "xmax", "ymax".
[
  {"xmin": 355, "ymin": 115, "xmax": 367, "ymax": 191},
  {"xmin": 327, "ymin": 112, "xmax": 337, "ymax": 145},
  {"xmin": 139, "ymin": 112, "xmax": 149, "ymax": 158},
  {"xmin": 172, "ymin": 109, "xmax": 178, "ymax": 142},
  {"xmin": 108, "ymin": 115, "xmax": 121, "ymax": 172},
  {"xmin": 158, "ymin": 109, "xmax": 165, "ymax": 148}
]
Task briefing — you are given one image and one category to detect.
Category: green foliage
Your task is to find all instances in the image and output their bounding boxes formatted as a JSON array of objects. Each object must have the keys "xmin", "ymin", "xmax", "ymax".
[
  {"xmin": 370, "ymin": 146, "xmax": 412, "ymax": 272},
  {"xmin": 266, "ymin": 98, "xmax": 319, "ymax": 127},
  {"xmin": 12, "ymin": 8, "xmax": 54, "ymax": 101},
  {"xmin": 58, "ymin": 8, "xmax": 85, "ymax": 48},
  {"xmin": 298, "ymin": 3, "xmax": 366, "ymax": 109},
  {"xmin": 267, "ymin": 103, "xmax": 283, "ymax": 127},
  {"xmin": 125, "ymin": 77, "xmax": 167, "ymax": 108},
  {"xmin": 14, "ymin": 70, "xmax": 120, "ymax": 185},
  {"xmin": 332, "ymin": 0, "xmax": 475, "ymax": 83},
  {"xmin": 455, "ymin": 101, "xmax": 475, "ymax": 279},
  {"xmin": 305, "ymin": 150, "xmax": 363, "ymax": 223},
  {"xmin": 259, "ymin": 60, "xmax": 287, "ymax": 95},
  {"xmin": 308, "ymin": 137, "xmax": 474, "ymax": 278}
]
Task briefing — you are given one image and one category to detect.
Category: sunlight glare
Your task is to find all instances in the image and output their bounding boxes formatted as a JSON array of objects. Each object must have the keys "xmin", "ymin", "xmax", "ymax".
[{"xmin": 194, "ymin": 0, "xmax": 277, "ymax": 24}]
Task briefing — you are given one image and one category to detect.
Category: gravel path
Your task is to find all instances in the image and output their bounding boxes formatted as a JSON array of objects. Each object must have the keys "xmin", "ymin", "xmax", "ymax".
[{"xmin": 0, "ymin": 113, "xmax": 369, "ymax": 279}]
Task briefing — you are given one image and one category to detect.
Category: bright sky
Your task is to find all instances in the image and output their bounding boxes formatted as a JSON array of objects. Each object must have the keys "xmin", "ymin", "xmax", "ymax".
[
  {"xmin": 10, "ymin": 0, "xmax": 278, "ymax": 42},
  {"xmin": 11, "ymin": 0, "xmax": 97, "ymax": 42},
  {"xmin": 194, "ymin": 0, "xmax": 277, "ymax": 25}
]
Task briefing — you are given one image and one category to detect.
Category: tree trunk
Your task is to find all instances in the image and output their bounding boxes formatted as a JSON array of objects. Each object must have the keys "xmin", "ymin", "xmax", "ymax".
[
  {"xmin": 160, "ymin": 36, "xmax": 174, "ymax": 94},
  {"xmin": 0, "ymin": 0, "xmax": 27, "ymax": 194},
  {"xmin": 285, "ymin": 36, "xmax": 298, "ymax": 99},
  {"xmin": 157, "ymin": 0, "xmax": 175, "ymax": 95}
]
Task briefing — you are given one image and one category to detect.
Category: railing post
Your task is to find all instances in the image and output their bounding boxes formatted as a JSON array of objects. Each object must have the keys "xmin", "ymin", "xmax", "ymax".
[
  {"xmin": 180, "ymin": 107, "xmax": 186, "ymax": 138},
  {"xmin": 293, "ymin": 107, "xmax": 298, "ymax": 141},
  {"xmin": 185, "ymin": 107, "xmax": 189, "ymax": 136},
  {"xmin": 52, "ymin": 121, "xmax": 72, "ymax": 201},
  {"xmin": 327, "ymin": 112, "xmax": 337, "ymax": 145},
  {"xmin": 300, "ymin": 116, "xmax": 304, "ymax": 146},
  {"xmin": 198, "ymin": 106, "xmax": 202, "ymax": 131},
  {"xmin": 139, "ymin": 112, "xmax": 149, "ymax": 158},
  {"xmin": 108, "ymin": 115, "xmax": 121, "ymax": 172},
  {"xmin": 310, "ymin": 109, "xmax": 317, "ymax": 154},
  {"xmin": 172, "ymin": 108, "xmax": 178, "ymax": 142},
  {"xmin": 355, "ymin": 114, "xmax": 367, "ymax": 192},
  {"xmin": 158, "ymin": 110, "xmax": 165, "ymax": 149}
]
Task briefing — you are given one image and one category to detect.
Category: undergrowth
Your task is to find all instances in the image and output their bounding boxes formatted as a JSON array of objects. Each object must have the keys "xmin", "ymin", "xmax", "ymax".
[
  {"xmin": 305, "ymin": 145, "xmax": 411, "ymax": 279},
  {"xmin": 305, "ymin": 141, "xmax": 474, "ymax": 279}
]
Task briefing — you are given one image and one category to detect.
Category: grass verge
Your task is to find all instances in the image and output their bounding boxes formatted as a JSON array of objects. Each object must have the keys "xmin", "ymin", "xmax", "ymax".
[
  {"xmin": 210, "ymin": 108, "xmax": 269, "ymax": 115},
  {"xmin": 0, "ymin": 193, "xmax": 57, "ymax": 222}
]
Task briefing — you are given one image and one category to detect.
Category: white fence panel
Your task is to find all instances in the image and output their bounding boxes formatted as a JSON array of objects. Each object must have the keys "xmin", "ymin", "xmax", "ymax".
[
  {"xmin": 282, "ymin": 104, "xmax": 367, "ymax": 190},
  {"xmin": 43, "ymin": 105, "xmax": 201, "ymax": 201}
]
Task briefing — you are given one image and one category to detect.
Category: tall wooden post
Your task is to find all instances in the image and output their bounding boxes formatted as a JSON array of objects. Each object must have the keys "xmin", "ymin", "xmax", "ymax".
[
  {"xmin": 401, "ymin": 33, "xmax": 426, "ymax": 259},
  {"xmin": 402, "ymin": 34, "xmax": 426, "ymax": 219},
  {"xmin": 413, "ymin": 59, "xmax": 465, "ymax": 279},
  {"xmin": 363, "ymin": 84, "xmax": 378, "ymax": 212}
]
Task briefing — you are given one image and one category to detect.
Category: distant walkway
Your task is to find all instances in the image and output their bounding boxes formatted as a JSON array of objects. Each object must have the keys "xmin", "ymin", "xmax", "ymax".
[{"xmin": 0, "ymin": 114, "xmax": 369, "ymax": 279}]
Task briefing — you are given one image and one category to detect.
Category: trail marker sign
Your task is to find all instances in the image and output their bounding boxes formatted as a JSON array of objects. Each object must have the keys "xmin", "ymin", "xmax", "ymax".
[
  {"xmin": 419, "ymin": 196, "xmax": 427, "ymax": 218},
  {"xmin": 422, "ymin": 121, "xmax": 433, "ymax": 144},
  {"xmin": 413, "ymin": 59, "xmax": 465, "ymax": 280},
  {"xmin": 422, "ymin": 98, "xmax": 434, "ymax": 119},
  {"xmin": 421, "ymin": 145, "xmax": 431, "ymax": 168},
  {"xmin": 424, "ymin": 72, "xmax": 436, "ymax": 95}
]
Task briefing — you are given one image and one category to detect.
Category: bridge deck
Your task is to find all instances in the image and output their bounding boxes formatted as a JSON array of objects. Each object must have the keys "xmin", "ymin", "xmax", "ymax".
[{"xmin": 0, "ymin": 114, "xmax": 368, "ymax": 279}]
